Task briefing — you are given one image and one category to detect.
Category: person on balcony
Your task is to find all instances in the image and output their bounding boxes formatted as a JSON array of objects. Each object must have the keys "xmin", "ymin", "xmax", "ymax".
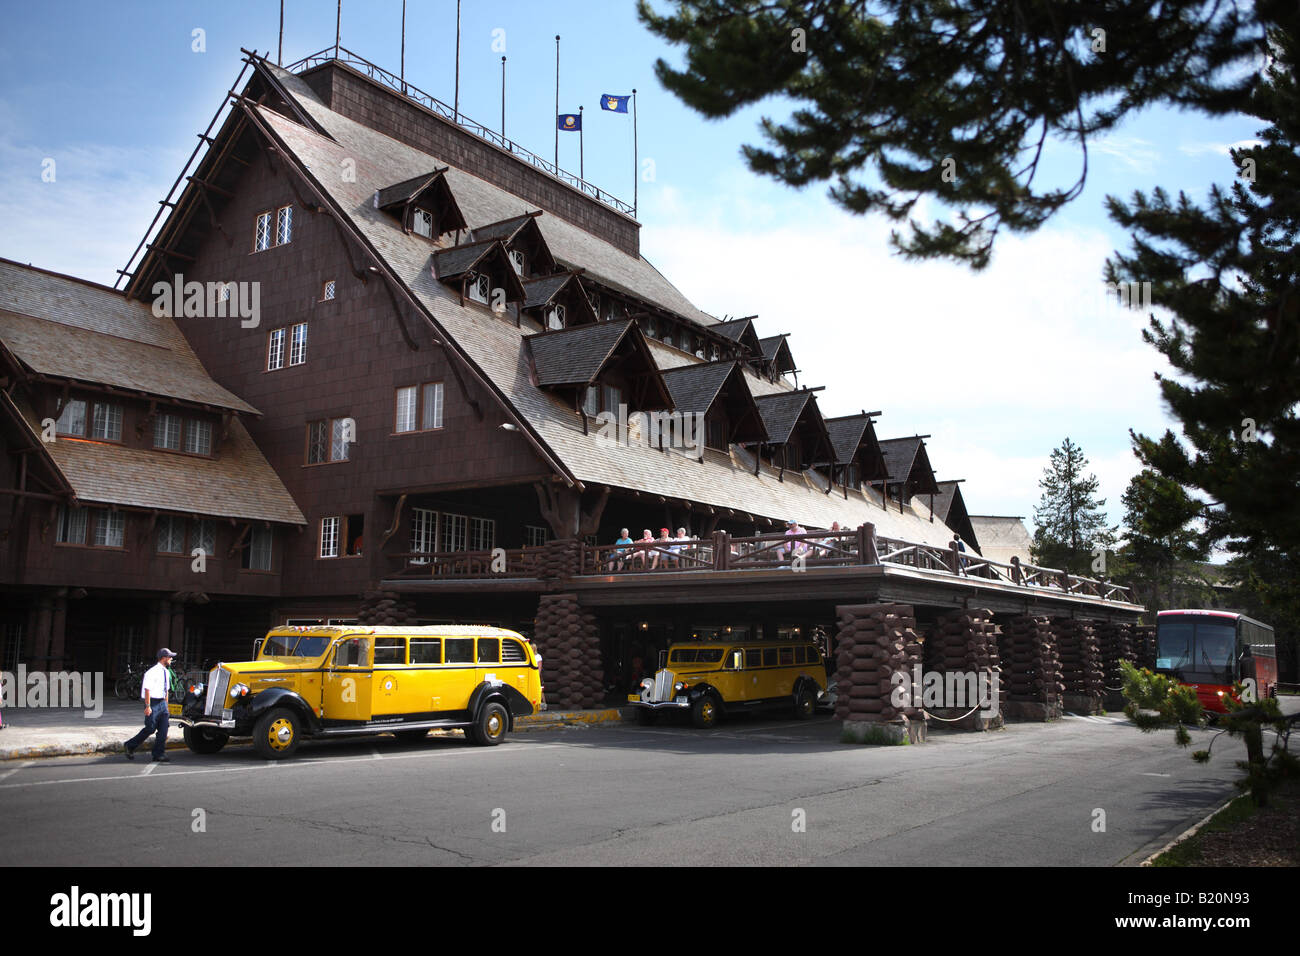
[
  {"xmin": 653, "ymin": 528, "xmax": 675, "ymax": 569},
  {"xmin": 608, "ymin": 528, "xmax": 633, "ymax": 571},
  {"xmin": 632, "ymin": 529, "xmax": 655, "ymax": 569}
]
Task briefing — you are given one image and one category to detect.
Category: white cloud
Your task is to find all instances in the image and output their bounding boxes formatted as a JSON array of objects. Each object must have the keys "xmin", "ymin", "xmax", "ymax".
[{"xmin": 1089, "ymin": 134, "xmax": 1163, "ymax": 173}]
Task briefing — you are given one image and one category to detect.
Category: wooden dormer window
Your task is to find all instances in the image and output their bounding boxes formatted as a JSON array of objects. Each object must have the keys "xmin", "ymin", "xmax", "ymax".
[
  {"xmin": 509, "ymin": 249, "xmax": 527, "ymax": 276},
  {"xmin": 547, "ymin": 305, "xmax": 566, "ymax": 330},
  {"xmin": 467, "ymin": 273, "xmax": 492, "ymax": 305},
  {"xmin": 412, "ymin": 207, "xmax": 435, "ymax": 239}
]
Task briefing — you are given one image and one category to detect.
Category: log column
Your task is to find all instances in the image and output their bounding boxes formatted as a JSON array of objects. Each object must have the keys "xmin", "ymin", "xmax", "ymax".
[
  {"xmin": 532, "ymin": 593, "xmax": 601, "ymax": 710},
  {"xmin": 998, "ymin": 615, "xmax": 1063, "ymax": 721},
  {"xmin": 1134, "ymin": 625, "xmax": 1157, "ymax": 670},
  {"xmin": 833, "ymin": 602, "xmax": 926, "ymax": 744},
  {"xmin": 1054, "ymin": 618, "xmax": 1103, "ymax": 714},
  {"xmin": 926, "ymin": 608, "xmax": 1004, "ymax": 730},
  {"xmin": 1095, "ymin": 620, "xmax": 1136, "ymax": 710}
]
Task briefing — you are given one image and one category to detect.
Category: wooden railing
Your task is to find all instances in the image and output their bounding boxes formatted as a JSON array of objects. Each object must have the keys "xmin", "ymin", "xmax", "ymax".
[
  {"xmin": 384, "ymin": 526, "xmax": 1132, "ymax": 602},
  {"xmin": 387, "ymin": 547, "xmax": 543, "ymax": 579}
]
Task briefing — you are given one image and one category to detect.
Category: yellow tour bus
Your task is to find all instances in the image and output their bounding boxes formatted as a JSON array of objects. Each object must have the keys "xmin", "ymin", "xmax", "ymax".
[
  {"xmin": 629, "ymin": 641, "xmax": 827, "ymax": 729},
  {"xmin": 177, "ymin": 624, "xmax": 542, "ymax": 759}
]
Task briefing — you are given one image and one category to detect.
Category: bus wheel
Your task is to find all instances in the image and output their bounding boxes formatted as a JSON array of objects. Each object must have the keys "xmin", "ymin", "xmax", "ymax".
[
  {"xmin": 253, "ymin": 707, "xmax": 301, "ymax": 759},
  {"xmin": 470, "ymin": 702, "xmax": 508, "ymax": 746},
  {"xmin": 691, "ymin": 694, "xmax": 720, "ymax": 729},
  {"xmin": 793, "ymin": 685, "xmax": 816, "ymax": 720},
  {"xmin": 183, "ymin": 726, "xmax": 229, "ymax": 754}
]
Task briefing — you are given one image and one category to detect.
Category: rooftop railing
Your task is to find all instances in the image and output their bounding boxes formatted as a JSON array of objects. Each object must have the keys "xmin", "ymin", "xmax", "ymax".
[{"xmin": 284, "ymin": 46, "xmax": 636, "ymax": 217}]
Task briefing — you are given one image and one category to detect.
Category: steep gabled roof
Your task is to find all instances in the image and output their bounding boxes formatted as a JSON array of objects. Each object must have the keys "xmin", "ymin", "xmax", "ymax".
[
  {"xmin": 878, "ymin": 436, "xmax": 942, "ymax": 497},
  {"xmin": 824, "ymin": 413, "xmax": 890, "ymax": 481},
  {"xmin": 376, "ymin": 168, "xmax": 445, "ymax": 208},
  {"xmin": 528, "ymin": 318, "xmax": 629, "ymax": 385},
  {"xmin": 753, "ymin": 390, "xmax": 816, "ymax": 445},
  {"xmin": 713, "ymin": 316, "xmax": 763, "ymax": 358},
  {"xmin": 0, "ymin": 258, "xmax": 257, "ymax": 415},
  {"xmin": 521, "ymin": 272, "xmax": 597, "ymax": 324},
  {"xmin": 432, "ymin": 239, "xmax": 527, "ymax": 302},
  {"xmin": 758, "ymin": 334, "xmax": 796, "ymax": 374},
  {"xmin": 929, "ymin": 480, "xmax": 980, "ymax": 554},
  {"xmin": 660, "ymin": 361, "xmax": 768, "ymax": 444},
  {"xmin": 472, "ymin": 213, "xmax": 557, "ymax": 275}
]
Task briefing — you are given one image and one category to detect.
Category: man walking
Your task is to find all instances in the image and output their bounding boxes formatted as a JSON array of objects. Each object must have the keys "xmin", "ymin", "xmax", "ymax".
[{"xmin": 124, "ymin": 648, "xmax": 177, "ymax": 762}]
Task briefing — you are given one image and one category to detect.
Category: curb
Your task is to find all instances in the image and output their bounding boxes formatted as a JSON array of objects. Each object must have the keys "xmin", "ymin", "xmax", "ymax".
[
  {"xmin": 0, "ymin": 709, "xmax": 630, "ymax": 759},
  {"xmin": 1132, "ymin": 795, "xmax": 1239, "ymax": 867}
]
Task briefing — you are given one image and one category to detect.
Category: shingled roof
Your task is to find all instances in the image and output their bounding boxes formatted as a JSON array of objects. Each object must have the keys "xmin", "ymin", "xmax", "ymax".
[
  {"xmin": 527, "ymin": 319, "xmax": 636, "ymax": 387},
  {"xmin": 878, "ymin": 436, "xmax": 942, "ymax": 498},
  {"xmin": 824, "ymin": 413, "xmax": 890, "ymax": 482},
  {"xmin": 375, "ymin": 168, "xmax": 447, "ymax": 209},
  {"xmin": 927, "ymin": 480, "xmax": 980, "ymax": 554},
  {"xmin": 758, "ymin": 334, "xmax": 796, "ymax": 374},
  {"xmin": 153, "ymin": 57, "xmax": 966, "ymax": 547},
  {"xmin": 660, "ymin": 361, "xmax": 767, "ymax": 444},
  {"xmin": 713, "ymin": 316, "xmax": 763, "ymax": 358},
  {"xmin": 0, "ymin": 259, "xmax": 257, "ymax": 415}
]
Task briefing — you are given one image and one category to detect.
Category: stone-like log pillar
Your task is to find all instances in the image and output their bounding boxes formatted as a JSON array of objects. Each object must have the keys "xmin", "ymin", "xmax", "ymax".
[
  {"xmin": 532, "ymin": 593, "xmax": 601, "ymax": 710},
  {"xmin": 1134, "ymin": 625, "xmax": 1157, "ymax": 671},
  {"xmin": 833, "ymin": 603, "xmax": 926, "ymax": 744},
  {"xmin": 1053, "ymin": 618, "xmax": 1103, "ymax": 714},
  {"xmin": 999, "ymin": 615, "xmax": 1063, "ymax": 721},
  {"xmin": 1095, "ymin": 620, "xmax": 1137, "ymax": 710},
  {"xmin": 926, "ymin": 608, "xmax": 1004, "ymax": 730}
]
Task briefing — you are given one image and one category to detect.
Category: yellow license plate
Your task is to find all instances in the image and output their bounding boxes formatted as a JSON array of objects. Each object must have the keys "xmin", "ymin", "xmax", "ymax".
[
  {"xmin": 168, "ymin": 703, "xmax": 182, "ymax": 716},
  {"xmin": 626, "ymin": 694, "xmax": 639, "ymax": 703}
]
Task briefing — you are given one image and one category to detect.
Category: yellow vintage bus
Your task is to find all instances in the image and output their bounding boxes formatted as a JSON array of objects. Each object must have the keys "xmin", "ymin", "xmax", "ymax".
[
  {"xmin": 629, "ymin": 641, "xmax": 827, "ymax": 729},
  {"xmin": 177, "ymin": 625, "xmax": 542, "ymax": 759}
]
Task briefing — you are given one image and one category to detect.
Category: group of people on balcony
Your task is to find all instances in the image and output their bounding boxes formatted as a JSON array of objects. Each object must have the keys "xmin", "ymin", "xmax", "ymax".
[{"xmin": 607, "ymin": 527, "xmax": 696, "ymax": 571}]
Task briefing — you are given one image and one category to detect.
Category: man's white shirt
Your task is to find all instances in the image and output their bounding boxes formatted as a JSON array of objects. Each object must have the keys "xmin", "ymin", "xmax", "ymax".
[{"xmin": 141, "ymin": 663, "xmax": 170, "ymax": 702}]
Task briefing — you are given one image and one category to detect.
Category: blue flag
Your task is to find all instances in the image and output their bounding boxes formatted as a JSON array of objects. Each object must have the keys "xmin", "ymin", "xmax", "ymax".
[
  {"xmin": 600, "ymin": 94, "xmax": 630, "ymax": 113},
  {"xmin": 557, "ymin": 113, "xmax": 582, "ymax": 131}
]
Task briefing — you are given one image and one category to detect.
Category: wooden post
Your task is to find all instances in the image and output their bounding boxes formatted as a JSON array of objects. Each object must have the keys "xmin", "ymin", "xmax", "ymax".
[
  {"xmin": 948, "ymin": 542, "xmax": 961, "ymax": 574},
  {"xmin": 713, "ymin": 531, "xmax": 730, "ymax": 571},
  {"xmin": 859, "ymin": 522, "xmax": 878, "ymax": 564}
]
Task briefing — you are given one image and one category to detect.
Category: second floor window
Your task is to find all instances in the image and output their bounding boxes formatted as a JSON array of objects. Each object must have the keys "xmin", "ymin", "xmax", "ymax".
[
  {"xmin": 154, "ymin": 414, "xmax": 182, "ymax": 451},
  {"xmin": 275, "ymin": 205, "xmax": 293, "ymax": 245},
  {"xmin": 55, "ymin": 399, "xmax": 87, "ymax": 437},
  {"xmin": 289, "ymin": 322, "xmax": 307, "ymax": 366},
  {"xmin": 90, "ymin": 403, "xmax": 122, "ymax": 441},
  {"xmin": 184, "ymin": 420, "xmax": 213, "ymax": 456},
  {"xmin": 157, "ymin": 516, "xmax": 186, "ymax": 554},
  {"xmin": 394, "ymin": 382, "xmax": 443, "ymax": 433},
  {"xmin": 268, "ymin": 328, "xmax": 286, "ymax": 370},
  {"xmin": 307, "ymin": 418, "xmax": 352, "ymax": 464},
  {"xmin": 92, "ymin": 510, "xmax": 125, "ymax": 548},
  {"xmin": 254, "ymin": 212, "xmax": 272, "ymax": 252},
  {"xmin": 242, "ymin": 526, "xmax": 273, "ymax": 571},
  {"xmin": 412, "ymin": 207, "xmax": 434, "ymax": 239},
  {"xmin": 321, "ymin": 280, "xmax": 336, "ymax": 301},
  {"xmin": 56, "ymin": 506, "xmax": 87, "ymax": 544}
]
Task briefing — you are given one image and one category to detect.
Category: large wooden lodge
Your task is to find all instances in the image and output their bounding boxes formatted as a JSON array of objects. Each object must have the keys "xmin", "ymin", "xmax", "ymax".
[{"xmin": 0, "ymin": 48, "xmax": 1142, "ymax": 708}]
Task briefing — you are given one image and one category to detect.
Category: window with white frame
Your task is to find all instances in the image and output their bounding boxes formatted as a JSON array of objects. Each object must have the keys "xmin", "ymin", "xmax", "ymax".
[
  {"xmin": 154, "ymin": 414, "xmax": 182, "ymax": 450},
  {"xmin": 267, "ymin": 328, "xmax": 286, "ymax": 370},
  {"xmin": 412, "ymin": 207, "xmax": 434, "ymax": 238},
  {"xmin": 321, "ymin": 280, "xmax": 336, "ymax": 301},
  {"xmin": 254, "ymin": 212, "xmax": 272, "ymax": 252},
  {"xmin": 289, "ymin": 322, "xmax": 307, "ymax": 366},
  {"xmin": 422, "ymin": 382, "xmax": 443, "ymax": 430},
  {"xmin": 394, "ymin": 386, "xmax": 418, "ymax": 433},
  {"xmin": 509, "ymin": 249, "xmax": 526, "ymax": 275},
  {"xmin": 184, "ymin": 419, "xmax": 212, "ymax": 456},
  {"xmin": 547, "ymin": 305, "xmax": 566, "ymax": 330},
  {"xmin": 410, "ymin": 507, "xmax": 437, "ymax": 561},
  {"xmin": 157, "ymin": 516, "xmax": 186, "ymax": 554},
  {"xmin": 92, "ymin": 509, "xmax": 125, "ymax": 548},
  {"xmin": 275, "ymin": 205, "xmax": 293, "ymax": 245},
  {"xmin": 320, "ymin": 516, "xmax": 340, "ymax": 558},
  {"xmin": 467, "ymin": 273, "xmax": 491, "ymax": 305},
  {"xmin": 304, "ymin": 417, "xmax": 351, "ymax": 463},
  {"xmin": 56, "ymin": 506, "xmax": 87, "ymax": 544},
  {"xmin": 439, "ymin": 512, "xmax": 467, "ymax": 553},
  {"xmin": 469, "ymin": 517, "xmax": 495, "ymax": 552},
  {"xmin": 330, "ymin": 418, "xmax": 352, "ymax": 461},
  {"xmin": 525, "ymin": 525, "xmax": 549, "ymax": 548},
  {"xmin": 90, "ymin": 402, "xmax": 122, "ymax": 441},
  {"xmin": 56, "ymin": 399, "xmax": 86, "ymax": 437}
]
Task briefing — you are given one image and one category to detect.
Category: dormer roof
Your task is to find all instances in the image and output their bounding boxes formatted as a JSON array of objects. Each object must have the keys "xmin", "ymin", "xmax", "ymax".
[{"xmin": 660, "ymin": 360, "xmax": 768, "ymax": 444}]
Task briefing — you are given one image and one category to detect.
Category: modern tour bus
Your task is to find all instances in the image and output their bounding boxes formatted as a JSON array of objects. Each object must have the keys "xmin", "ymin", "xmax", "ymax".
[{"xmin": 1154, "ymin": 609, "xmax": 1277, "ymax": 713}]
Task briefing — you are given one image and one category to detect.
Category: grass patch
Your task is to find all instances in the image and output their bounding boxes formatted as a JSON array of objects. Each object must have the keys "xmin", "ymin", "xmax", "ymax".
[
  {"xmin": 1150, "ymin": 794, "xmax": 1259, "ymax": 866},
  {"xmin": 841, "ymin": 725, "xmax": 909, "ymax": 746}
]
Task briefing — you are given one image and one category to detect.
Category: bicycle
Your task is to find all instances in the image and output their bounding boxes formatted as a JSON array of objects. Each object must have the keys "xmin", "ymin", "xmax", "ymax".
[{"xmin": 114, "ymin": 661, "xmax": 147, "ymax": 700}]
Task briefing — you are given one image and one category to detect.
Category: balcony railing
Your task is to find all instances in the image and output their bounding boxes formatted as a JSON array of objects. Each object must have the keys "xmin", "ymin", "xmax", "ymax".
[{"xmin": 384, "ymin": 526, "xmax": 1132, "ymax": 603}]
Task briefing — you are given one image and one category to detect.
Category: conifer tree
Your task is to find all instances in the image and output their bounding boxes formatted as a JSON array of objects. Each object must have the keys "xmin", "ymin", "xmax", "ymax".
[{"xmin": 1031, "ymin": 438, "xmax": 1115, "ymax": 575}]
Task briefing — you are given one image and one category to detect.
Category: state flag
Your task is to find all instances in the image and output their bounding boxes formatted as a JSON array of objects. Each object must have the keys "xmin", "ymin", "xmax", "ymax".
[
  {"xmin": 557, "ymin": 113, "xmax": 582, "ymax": 131},
  {"xmin": 600, "ymin": 94, "xmax": 630, "ymax": 113}
]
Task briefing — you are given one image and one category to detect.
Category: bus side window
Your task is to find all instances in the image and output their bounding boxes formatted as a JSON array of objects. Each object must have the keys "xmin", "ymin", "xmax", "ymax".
[
  {"xmin": 724, "ymin": 650, "xmax": 742, "ymax": 670},
  {"xmin": 745, "ymin": 649, "xmax": 762, "ymax": 668}
]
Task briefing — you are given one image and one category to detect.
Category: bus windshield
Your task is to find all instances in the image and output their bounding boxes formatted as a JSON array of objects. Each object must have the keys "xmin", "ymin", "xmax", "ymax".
[
  {"xmin": 1156, "ymin": 616, "xmax": 1236, "ymax": 682},
  {"xmin": 261, "ymin": 634, "xmax": 332, "ymax": 658}
]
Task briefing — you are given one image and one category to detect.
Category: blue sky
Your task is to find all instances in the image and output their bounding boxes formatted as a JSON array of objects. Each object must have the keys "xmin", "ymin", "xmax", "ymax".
[{"xmin": 0, "ymin": 0, "xmax": 1265, "ymax": 543}]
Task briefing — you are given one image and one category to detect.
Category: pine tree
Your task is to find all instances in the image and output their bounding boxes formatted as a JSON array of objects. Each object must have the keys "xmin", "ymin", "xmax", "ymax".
[
  {"xmin": 1031, "ymin": 438, "xmax": 1115, "ymax": 575},
  {"xmin": 637, "ymin": 0, "xmax": 1281, "ymax": 267},
  {"xmin": 1110, "ymin": 462, "xmax": 1212, "ymax": 612}
]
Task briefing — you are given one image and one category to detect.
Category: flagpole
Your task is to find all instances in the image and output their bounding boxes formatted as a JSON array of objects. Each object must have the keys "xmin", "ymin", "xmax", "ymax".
[
  {"xmin": 400, "ymin": 0, "xmax": 406, "ymax": 93},
  {"xmin": 501, "ymin": 56, "xmax": 507, "ymax": 139},
  {"xmin": 632, "ymin": 88, "xmax": 639, "ymax": 218},
  {"xmin": 334, "ymin": 0, "xmax": 341, "ymax": 57},
  {"xmin": 454, "ymin": 0, "xmax": 462, "ymax": 122},
  {"xmin": 554, "ymin": 35, "xmax": 561, "ymax": 170},
  {"xmin": 278, "ymin": 0, "xmax": 284, "ymax": 65},
  {"xmin": 579, "ymin": 106, "xmax": 584, "ymax": 180}
]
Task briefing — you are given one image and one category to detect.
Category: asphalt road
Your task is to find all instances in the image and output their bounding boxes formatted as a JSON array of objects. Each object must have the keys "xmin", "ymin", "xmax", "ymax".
[{"xmin": 1, "ymin": 710, "xmax": 1263, "ymax": 867}]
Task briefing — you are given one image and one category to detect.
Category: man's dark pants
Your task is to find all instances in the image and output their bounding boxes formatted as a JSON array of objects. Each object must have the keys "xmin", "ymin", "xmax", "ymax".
[{"xmin": 126, "ymin": 701, "xmax": 170, "ymax": 759}]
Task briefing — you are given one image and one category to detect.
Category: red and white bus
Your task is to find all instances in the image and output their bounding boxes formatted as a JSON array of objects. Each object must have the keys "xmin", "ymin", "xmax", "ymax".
[{"xmin": 1154, "ymin": 609, "xmax": 1277, "ymax": 713}]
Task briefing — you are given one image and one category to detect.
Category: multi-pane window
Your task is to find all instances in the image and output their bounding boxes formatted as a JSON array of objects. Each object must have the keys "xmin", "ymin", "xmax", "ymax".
[
  {"xmin": 524, "ymin": 525, "xmax": 549, "ymax": 548},
  {"xmin": 254, "ymin": 212, "xmax": 272, "ymax": 252},
  {"xmin": 330, "ymin": 419, "xmax": 351, "ymax": 461},
  {"xmin": 394, "ymin": 382, "xmax": 444, "ymax": 433},
  {"xmin": 191, "ymin": 519, "xmax": 215, "ymax": 558},
  {"xmin": 469, "ymin": 517, "xmax": 495, "ymax": 552},
  {"xmin": 242, "ymin": 526, "xmax": 273, "ymax": 571},
  {"xmin": 602, "ymin": 384, "xmax": 622, "ymax": 415},
  {"xmin": 184, "ymin": 420, "xmax": 213, "ymax": 456},
  {"xmin": 321, "ymin": 280, "xmax": 335, "ymax": 301},
  {"xmin": 422, "ymin": 383, "xmax": 443, "ymax": 430},
  {"xmin": 56, "ymin": 506, "xmax": 87, "ymax": 544},
  {"xmin": 320, "ymin": 516, "xmax": 340, "ymax": 558},
  {"xmin": 412, "ymin": 207, "xmax": 434, "ymax": 238},
  {"xmin": 582, "ymin": 387, "xmax": 599, "ymax": 418},
  {"xmin": 275, "ymin": 205, "xmax": 293, "ymax": 245},
  {"xmin": 439, "ymin": 512, "xmax": 467, "ymax": 553},
  {"xmin": 509, "ymin": 249, "xmax": 526, "ymax": 275},
  {"xmin": 56, "ymin": 399, "xmax": 87, "ymax": 437},
  {"xmin": 157, "ymin": 516, "xmax": 186, "ymax": 554},
  {"xmin": 267, "ymin": 328, "xmax": 286, "ymax": 370},
  {"xmin": 547, "ymin": 305, "xmax": 566, "ymax": 330},
  {"xmin": 307, "ymin": 418, "xmax": 351, "ymax": 463},
  {"xmin": 154, "ymin": 414, "xmax": 182, "ymax": 450},
  {"xmin": 90, "ymin": 403, "xmax": 122, "ymax": 441},
  {"xmin": 468, "ymin": 273, "xmax": 491, "ymax": 305},
  {"xmin": 410, "ymin": 507, "xmax": 437, "ymax": 561},
  {"xmin": 92, "ymin": 510, "xmax": 125, "ymax": 548},
  {"xmin": 289, "ymin": 322, "xmax": 307, "ymax": 366}
]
